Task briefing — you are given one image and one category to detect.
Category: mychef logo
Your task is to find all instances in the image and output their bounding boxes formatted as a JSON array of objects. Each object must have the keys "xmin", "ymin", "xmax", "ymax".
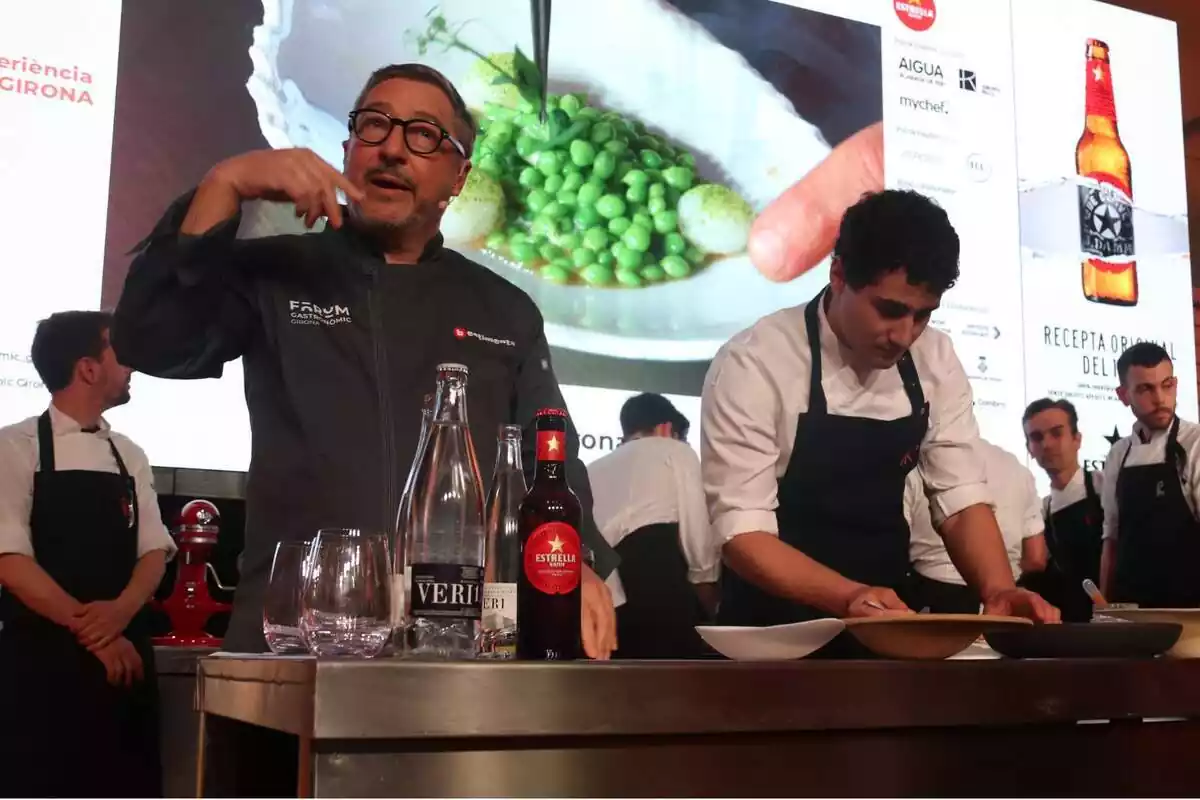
[
  {"xmin": 454, "ymin": 327, "xmax": 516, "ymax": 348},
  {"xmin": 899, "ymin": 96, "xmax": 948, "ymax": 115},
  {"xmin": 288, "ymin": 299, "xmax": 352, "ymax": 326},
  {"xmin": 899, "ymin": 57, "xmax": 944, "ymax": 86},
  {"xmin": 895, "ymin": 0, "xmax": 936, "ymax": 32}
]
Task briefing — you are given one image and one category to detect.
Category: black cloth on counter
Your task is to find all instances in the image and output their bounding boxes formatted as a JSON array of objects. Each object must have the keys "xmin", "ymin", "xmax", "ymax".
[
  {"xmin": 613, "ymin": 522, "xmax": 717, "ymax": 660},
  {"xmin": 113, "ymin": 192, "xmax": 618, "ymax": 651},
  {"xmin": 902, "ymin": 571, "xmax": 981, "ymax": 616}
]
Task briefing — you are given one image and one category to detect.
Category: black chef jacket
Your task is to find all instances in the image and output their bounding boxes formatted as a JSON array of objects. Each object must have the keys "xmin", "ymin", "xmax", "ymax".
[{"xmin": 113, "ymin": 191, "xmax": 618, "ymax": 650}]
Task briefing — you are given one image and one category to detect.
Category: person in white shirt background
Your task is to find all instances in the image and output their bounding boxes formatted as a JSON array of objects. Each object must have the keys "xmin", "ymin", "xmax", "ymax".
[
  {"xmin": 588, "ymin": 393, "xmax": 719, "ymax": 659},
  {"xmin": 0, "ymin": 310, "xmax": 176, "ymax": 797},
  {"xmin": 1020, "ymin": 397, "xmax": 1104, "ymax": 622},
  {"xmin": 701, "ymin": 189, "xmax": 1056, "ymax": 658},
  {"xmin": 904, "ymin": 438, "xmax": 1047, "ymax": 615},
  {"xmin": 1100, "ymin": 342, "xmax": 1200, "ymax": 608}
]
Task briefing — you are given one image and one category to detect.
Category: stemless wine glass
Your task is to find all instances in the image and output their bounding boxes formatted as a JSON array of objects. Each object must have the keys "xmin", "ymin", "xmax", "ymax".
[
  {"xmin": 263, "ymin": 539, "xmax": 312, "ymax": 654},
  {"xmin": 300, "ymin": 528, "xmax": 392, "ymax": 657}
]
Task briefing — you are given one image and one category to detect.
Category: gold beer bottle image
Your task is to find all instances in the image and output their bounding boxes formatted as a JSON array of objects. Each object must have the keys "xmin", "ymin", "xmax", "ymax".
[{"xmin": 1076, "ymin": 38, "xmax": 1137, "ymax": 306}]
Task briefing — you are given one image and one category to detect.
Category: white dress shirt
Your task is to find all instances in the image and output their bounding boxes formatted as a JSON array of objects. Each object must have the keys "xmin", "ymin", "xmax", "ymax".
[
  {"xmin": 1047, "ymin": 466, "xmax": 1106, "ymax": 515},
  {"xmin": 906, "ymin": 439, "xmax": 1043, "ymax": 585},
  {"xmin": 1101, "ymin": 417, "xmax": 1200, "ymax": 541},
  {"xmin": 0, "ymin": 405, "xmax": 176, "ymax": 561},
  {"xmin": 589, "ymin": 436, "xmax": 720, "ymax": 604},
  {"xmin": 701, "ymin": 295, "xmax": 991, "ymax": 544}
]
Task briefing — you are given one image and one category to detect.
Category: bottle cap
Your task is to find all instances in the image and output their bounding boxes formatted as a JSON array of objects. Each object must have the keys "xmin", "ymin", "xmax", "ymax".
[{"xmin": 436, "ymin": 363, "xmax": 469, "ymax": 374}]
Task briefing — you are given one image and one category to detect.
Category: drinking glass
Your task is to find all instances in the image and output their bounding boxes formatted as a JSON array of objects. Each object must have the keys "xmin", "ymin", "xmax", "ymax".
[
  {"xmin": 300, "ymin": 528, "xmax": 392, "ymax": 657},
  {"xmin": 263, "ymin": 540, "xmax": 311, "ymax": 654}
]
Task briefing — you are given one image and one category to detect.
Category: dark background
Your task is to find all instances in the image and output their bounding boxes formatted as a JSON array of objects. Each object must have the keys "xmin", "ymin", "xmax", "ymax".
[{"xmin": 101, "ymin": 0, "xmax": 882, "ymax": 396}]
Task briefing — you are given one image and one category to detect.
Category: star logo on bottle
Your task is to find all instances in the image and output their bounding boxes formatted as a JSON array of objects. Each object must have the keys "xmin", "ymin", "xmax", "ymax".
[
  {"xmin": 895, "ymin": 0, "xmax": 936, "ymax": 32},
  {"xmin": 549, "ymin": 535, "xmax": 565, "ymax": 553},
  {"xmin": 1093, "ymin": 64, "xmax": 1105, "ymax": 83},
  {"xmin": 537, "ymin": 430, "xmax": 565, "ymax": 462}
]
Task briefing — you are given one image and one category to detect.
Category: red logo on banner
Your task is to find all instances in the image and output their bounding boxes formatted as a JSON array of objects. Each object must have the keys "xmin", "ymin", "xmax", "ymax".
[
  {"xmin": 895, "ymin": 0, "xmax": 936, "ymax": 32},
  {"xmin": 523, "ymin": 522, "xmax": 581, "ymax": 595},
  {"xmin": 453, "ymin": 327, "xmax": 467, "ymax": 339}
]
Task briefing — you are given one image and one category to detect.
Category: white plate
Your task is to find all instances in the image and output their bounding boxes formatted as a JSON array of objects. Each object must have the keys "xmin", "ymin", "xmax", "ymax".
[
  {"xmin": 247, "ymin": 0, "xmax": 833, "ymax": 361},
  {"xmin": 695, "ymin": 618, "xmax": 845, "ymax": 661}
]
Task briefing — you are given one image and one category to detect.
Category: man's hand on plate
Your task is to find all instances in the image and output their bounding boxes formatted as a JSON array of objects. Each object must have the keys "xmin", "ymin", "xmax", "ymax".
[
  {"xmin": 842, "ymin": 584, "xmax": 913, "ymax": 618},
  {"xmin": 983, "ymin": 587, "xmax": 1061, "ymax": 624},
  {"xmin": 748, "ymin": 122, "xmax": 884, "ymax": 282},
  {"xmin": 581, "ymin": 564, "xmax": 617, "ymax": 659}
]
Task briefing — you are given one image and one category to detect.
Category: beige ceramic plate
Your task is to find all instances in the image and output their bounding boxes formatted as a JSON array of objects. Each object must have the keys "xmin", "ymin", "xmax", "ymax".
[{"xmin": 843, "ymin": 614, "xmax": 1033, "ymax": 660}]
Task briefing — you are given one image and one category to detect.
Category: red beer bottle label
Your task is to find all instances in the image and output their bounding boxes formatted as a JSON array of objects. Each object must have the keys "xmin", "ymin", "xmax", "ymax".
[
  {"xmin": 523, "ymin": 521, "xmax": 581, "ymax": 595},
  {"xmin": 536, "ymin": 430, "xmax": 566, "ymax": 462}
]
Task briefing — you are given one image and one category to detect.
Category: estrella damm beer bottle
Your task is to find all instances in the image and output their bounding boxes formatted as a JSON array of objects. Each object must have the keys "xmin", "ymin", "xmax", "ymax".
[
  {"xmin": 516, "ymin": 408, "xmax": 582, "ymax": 660},
  {"xmin": 1076, "ymin": 38, "xmax": 1137, "ymax": 306}
]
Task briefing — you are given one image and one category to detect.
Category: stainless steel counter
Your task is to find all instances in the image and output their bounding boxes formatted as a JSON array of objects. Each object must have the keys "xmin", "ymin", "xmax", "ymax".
[
  {"xmin": 155, "ymin": 646, "xmax": 214, "ymax": 799},
  {"xmin": 198, "ymin": 655, "xmax": 1200, "ymax": 797}
]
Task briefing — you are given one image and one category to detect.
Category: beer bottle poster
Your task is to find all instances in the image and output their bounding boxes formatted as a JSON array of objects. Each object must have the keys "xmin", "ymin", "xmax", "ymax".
[
  {"xmin": 1010, "ymin": 0, "xmax": 1193, "ymax": 485},
  {"xmin": 0, "ymin": 0, "xmax": 1190, "ymax": 489}
]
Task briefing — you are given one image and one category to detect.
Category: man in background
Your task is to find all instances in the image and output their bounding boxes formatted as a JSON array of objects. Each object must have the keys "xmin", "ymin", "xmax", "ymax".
[
  {"xmin": 1101, "ymin": 343, "xmax": 1200, "ymax": 607},
  {"xmin": 904, "ymin": 438, "xmax": 1047, "ymax": 614},
  {"xmin": 1021, "ymin": 398, "xmax": 1104, "ymax": 622},
  {"xmin": 588, "ymin": 393, "xmax": 719, "ymax": 659},
  {"xmin": 0, "ymin": 311, "xmax": 176, "ymax": 796}
]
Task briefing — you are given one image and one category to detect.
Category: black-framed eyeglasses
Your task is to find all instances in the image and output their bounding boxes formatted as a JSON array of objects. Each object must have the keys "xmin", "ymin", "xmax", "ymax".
[{"xmin": 348, "ymin": 109, "xmax": 466, "ymax": 157}]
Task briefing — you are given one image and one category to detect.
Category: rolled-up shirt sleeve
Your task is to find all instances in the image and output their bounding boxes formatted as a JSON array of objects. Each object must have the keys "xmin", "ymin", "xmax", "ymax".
[
  {"xmin": 0, "ymin": 432, "xmax": 34, "ymax": 558},
  {"xmin": 1020, "ymin": 466, "xmax": 1045, "ymax": 539},
  {"xmin": 1101, "ymin": 439, "xmax": 1126, "ymax": 541},
  {"xmin": 117, "ymin": 438, "xmax": 177, "ymax": 560},
  {"xmin": 673, "ymin": 446, "xmax": 720, "ymax": 583},
  {"xmin": 919, "ymin": 343, "xmax": 990, "ymax": 526},
  {"xmin": 701, "ymin": 341, "xmax": 781, "ymax": 542}
]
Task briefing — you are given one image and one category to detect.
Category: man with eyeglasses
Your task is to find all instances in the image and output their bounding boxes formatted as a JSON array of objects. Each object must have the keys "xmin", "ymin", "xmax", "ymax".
[
  {"xmin": 1100, "ymin": 343, "xmax": 1200, "ymax": 608},
  {"xmin": 112, "ymin": 63, "xmax": 619, "ymax": 668}
]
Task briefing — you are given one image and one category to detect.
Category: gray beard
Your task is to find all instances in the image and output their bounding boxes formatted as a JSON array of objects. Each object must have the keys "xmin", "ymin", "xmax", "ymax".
[{"xmin": 348, "ymin": 203, "xmax": 414, "ymax": 240}]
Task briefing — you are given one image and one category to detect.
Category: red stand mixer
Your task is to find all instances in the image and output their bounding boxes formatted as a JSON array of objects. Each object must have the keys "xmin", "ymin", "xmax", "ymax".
[{"xmin": 152, "ymin": 499, "xmax": 236, "ymax": 647}]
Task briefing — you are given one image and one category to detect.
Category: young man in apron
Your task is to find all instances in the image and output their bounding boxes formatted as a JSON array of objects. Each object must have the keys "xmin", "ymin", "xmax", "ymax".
[
  {"xmin": 0, "ymin": 311, "xmax": 176, "ymax": 797},
  {"xmin": 588, "ymin": 394, "xmax": 719, "ymax": 659},
  {"xmin": 701, "ymin": 190, "xmax": 1056, "ymax": 653},
  {"xmin": 1020, "ymin": 398, "xmax": 1105, "ymax": 622},
  {"xmin": 1100, "ymin": 343, "xmax": 1200, "ymax": 608}
]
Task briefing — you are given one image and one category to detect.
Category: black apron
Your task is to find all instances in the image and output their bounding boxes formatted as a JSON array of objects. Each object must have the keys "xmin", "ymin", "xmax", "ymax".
[
  {"xmin": 718, "ymin": 289, "xmax": 929, "ymax": 657},
  {"xmin": 0, "ymin": 411, "xmax": 162, "ymax": 798},
  {"xmin": 1111, "ymin": 417, "xmax": 1200, "ymax": 608},
  {"xmin": 1020, "ymin": 470, "xmax": 1103, "ymax": 622},
  {"xmin": 613, "ymin": 523, "xmax": 717, "ymax": 660}
]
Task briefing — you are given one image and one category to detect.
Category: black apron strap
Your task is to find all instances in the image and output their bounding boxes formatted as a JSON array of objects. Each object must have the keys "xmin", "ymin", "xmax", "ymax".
[
  {"xmin": 1083, "ymin": 468, "xmax": 1098, "ymax": 504},
  {"xmin": 895, "ymin": 351, "xmax": 928, "ymax": 417},
  {"xmin": 105, "ymin": 436, "xmax": 138, "ymax": 532},
  {"xmin": 802, "ymin": 290, "xmax": 827, "ymax": 417},
  {"xmin": 36, "ymin": 411, "xmax": 55, "ymax": 473}
]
